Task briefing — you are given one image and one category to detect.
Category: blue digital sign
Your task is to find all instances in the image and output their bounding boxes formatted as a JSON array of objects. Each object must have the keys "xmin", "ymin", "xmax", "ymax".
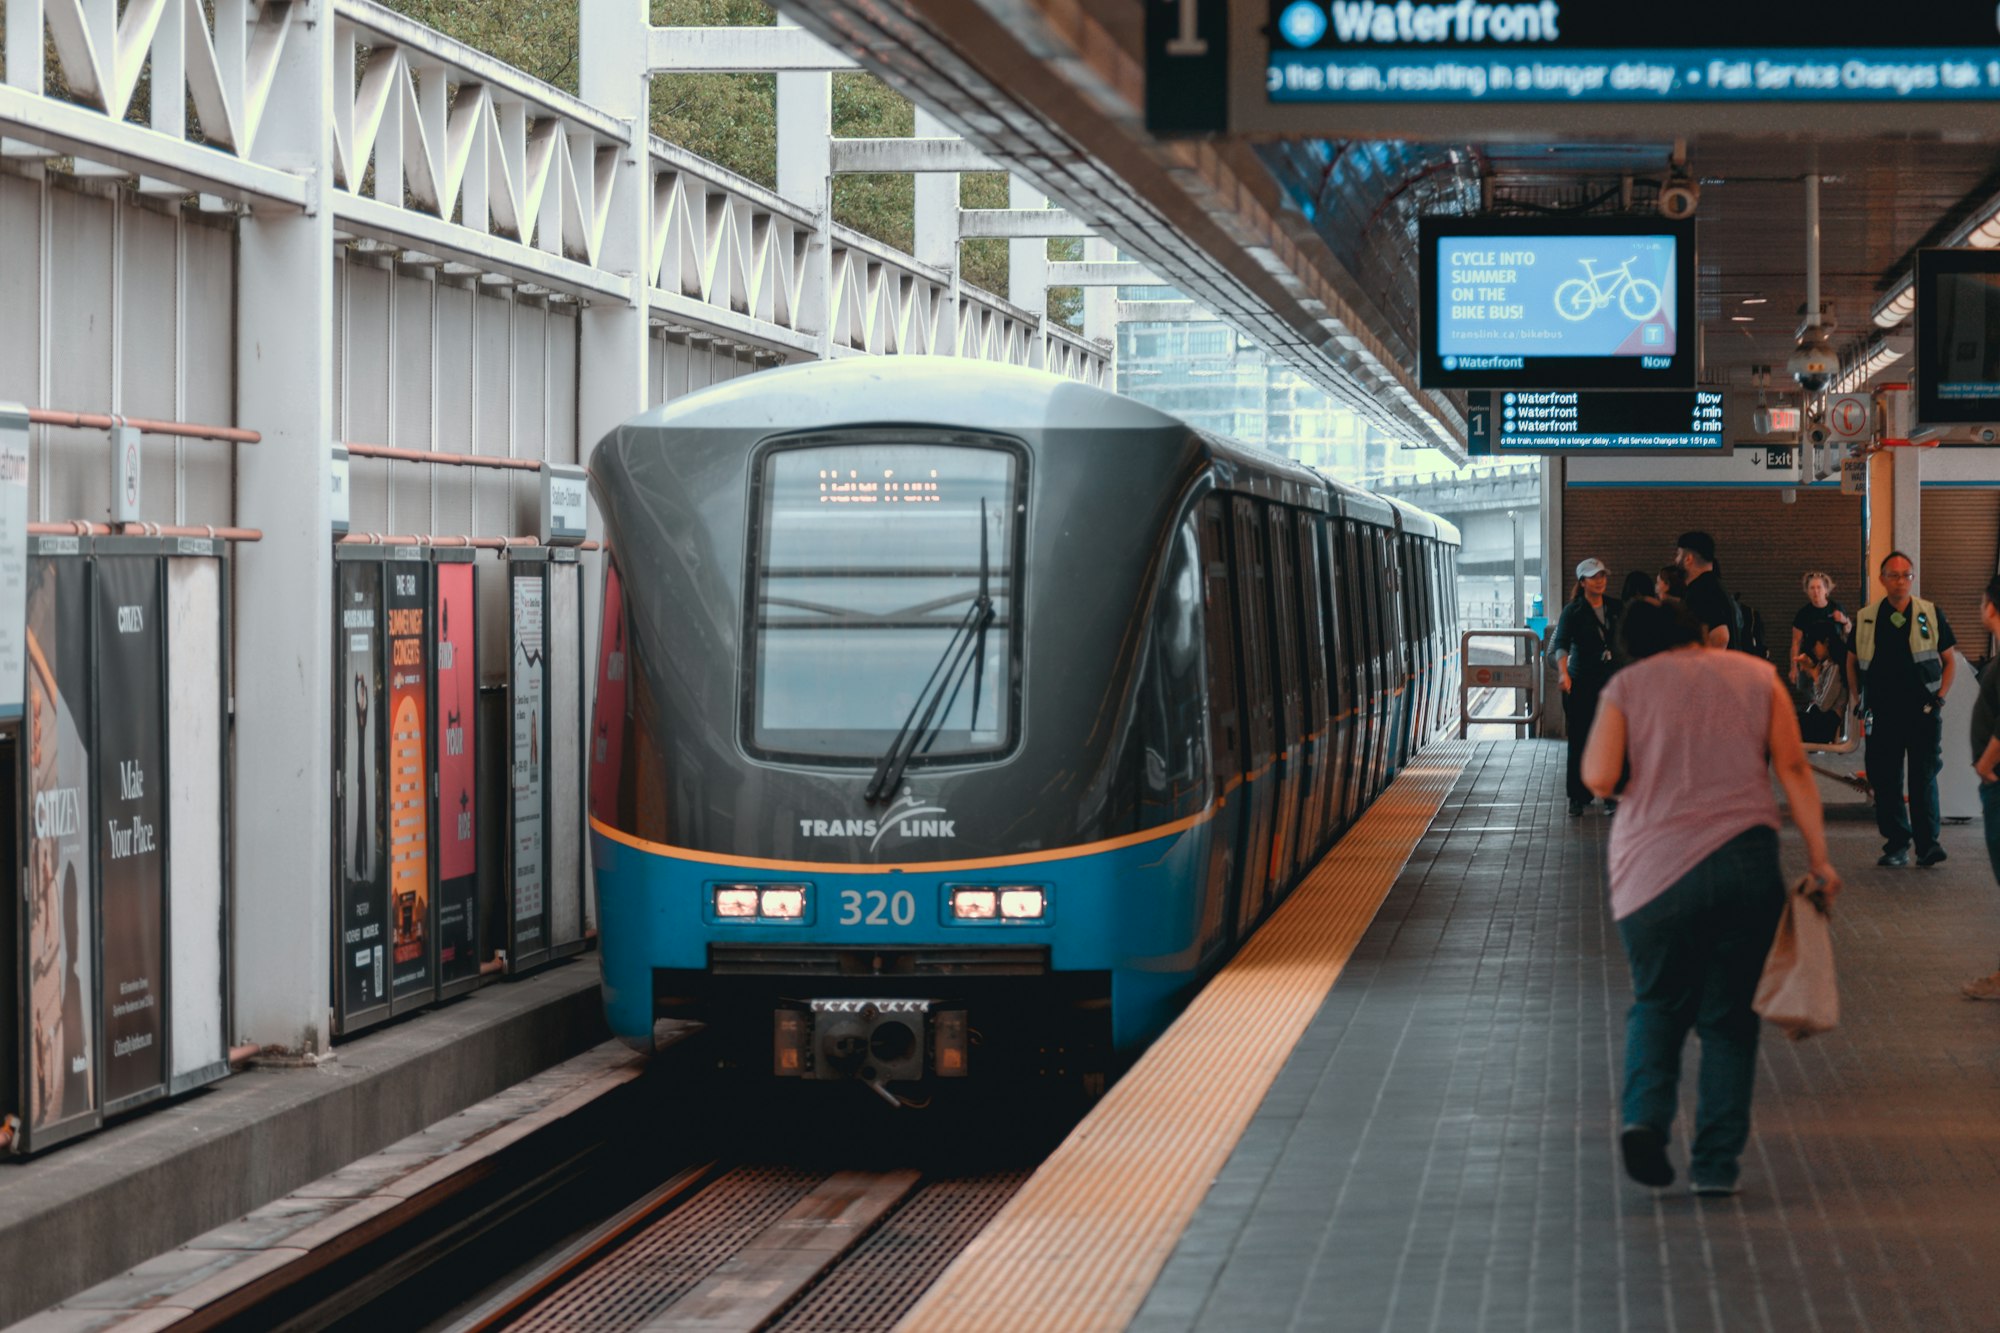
[
  {"xmin": 1468, "ymin": 390, "xmax": 1726, "ymax": 454},
  {"xmin": 1420, "ymin": 216, "xmax": 1695, "ymax": 390}
]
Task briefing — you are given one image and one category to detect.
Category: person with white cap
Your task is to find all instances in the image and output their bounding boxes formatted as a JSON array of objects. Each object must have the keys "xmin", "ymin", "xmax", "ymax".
[{"xmin": 1552, "ymin": 556, "xmax": 1624, "ymax": 816}]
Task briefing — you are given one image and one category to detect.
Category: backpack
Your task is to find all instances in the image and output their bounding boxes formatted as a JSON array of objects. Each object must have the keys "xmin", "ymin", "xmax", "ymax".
[{"xmin": 1733, "ymin": 596, "xmax": 1767, "ymax": 660}]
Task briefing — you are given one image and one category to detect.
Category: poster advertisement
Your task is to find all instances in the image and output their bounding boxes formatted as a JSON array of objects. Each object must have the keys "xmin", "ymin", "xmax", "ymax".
[
  {"xmin": 386, "ymin": 560, "xmax": 431, "ymax": 1003},
  {"xmin": 23, "ymin": 550, "xmax": 97, "ymax": 1139},
  {"xmin": 96, "ymin": 556, "xmax": 167, "ymax": 1111},
  {"xmin": 336, "ymin": 560, "xmax": 389, "ymax": 1030},
  {"xmin": 0, "ymin": 406, "xmax": 28, "ymax": 722},
  {"xmin": 510, "ymin": 566, "xmax": 546, "ymax": 963},
  {"xmin": 588, "ymin": 561, "xmax": 627, "ymax": 826},
  {"xmin": 548, "ymin": 562, "xmax": 582, "ymax": 950},
  {"xmin": 434, "ymin": 559, "xmax": 479, "ymax": 993},
  {"xmin": 165, "ymin": 556, "xmax": 226, "ymax": 1089}
]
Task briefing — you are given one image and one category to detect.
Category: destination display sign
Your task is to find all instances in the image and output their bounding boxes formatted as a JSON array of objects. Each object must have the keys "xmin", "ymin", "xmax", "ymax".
[
  {"xmin": 1420, "ymin": 217, "xmax": 1694, "ymax": 390},
  {"xmin": 1468, "ymin": 390, "xmax": 1725, "ymax": 453},
  {"xmin": 1209, "ymin": 1, "xmax": 2000, "ymax": 133}
]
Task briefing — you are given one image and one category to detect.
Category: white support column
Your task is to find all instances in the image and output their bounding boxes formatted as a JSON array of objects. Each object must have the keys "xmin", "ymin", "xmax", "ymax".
[
  {"xmin": 777, "ymin": 13, "xmax": 832, "ymax": 359},
  {"xmin": 912, "ymin": 107, "xmax": 958, "ymax": 356},
  {"xmin": 233, "ymin": 0, "xmax": 335, "ymax": 1054},
  {"xmin": 1007, "ymin": 175, "xmax": 1047, "ymax": 319},
  {"xmin": 1895, "ymin": 444, "xmax": 1924, "ymax": 595},
  {"xmin": 1082, "ymin": 234, "xmax": 1116, "ymax": 348}
]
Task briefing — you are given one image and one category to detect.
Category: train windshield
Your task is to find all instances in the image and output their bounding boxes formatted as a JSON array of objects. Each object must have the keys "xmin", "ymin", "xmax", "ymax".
[{"xmin": 748, "ymin": 438, "xmax": 1021, "ymax": 764}]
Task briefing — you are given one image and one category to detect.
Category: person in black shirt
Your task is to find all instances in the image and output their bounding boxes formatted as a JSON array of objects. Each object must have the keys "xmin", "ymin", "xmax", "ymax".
[
  {"xmin": 1674, "ymin": 531, "xmax": 1733, "ymax": 648},
  {"xmin": 1789, "ymin": 571, "xmax": 1850, "ymax": 688},
  {"xmin": 1847, "ymin": 551, "xmax": 1958, "ymax": 867},
  {"xmin": 1962, "ymin": 575, "xmax": 2000, "ymax": 1000},
  {"xmin": 1553, "ymin": 557, "xmax": 1623, "ymax": 816}
]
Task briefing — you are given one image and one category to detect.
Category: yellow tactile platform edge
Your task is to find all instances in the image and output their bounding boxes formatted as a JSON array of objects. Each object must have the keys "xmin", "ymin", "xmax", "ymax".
[{"xmin": 898, "ymin": 740, "xmax": 1475, "ymax": 1333}]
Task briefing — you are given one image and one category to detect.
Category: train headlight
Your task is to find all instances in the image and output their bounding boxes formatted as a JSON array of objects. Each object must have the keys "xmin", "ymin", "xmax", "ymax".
[
  {"xmin": 714, "ymin": 886, "xmax": 760, "ymax": 918},
  {"xmin": 950, "ymin": 888, "xmax": 997, "ymax": 920},
  {"xmin": 999, "ymin": 888, "xmax": 1046, "ymax": 920},
  {"xmin": 760, "ymin": 886, "xmax": 807, "ymax": 919}
]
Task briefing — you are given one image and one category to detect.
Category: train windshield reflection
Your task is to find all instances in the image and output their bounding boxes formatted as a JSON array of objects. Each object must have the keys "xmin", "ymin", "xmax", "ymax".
[{"xmin": 749, "ymin": 440, "xmax": 1019, "ymax": 763}]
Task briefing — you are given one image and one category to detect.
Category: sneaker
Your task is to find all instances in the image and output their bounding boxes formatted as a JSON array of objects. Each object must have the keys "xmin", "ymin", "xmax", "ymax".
[
  {"xmin": 1961, "ymin": 972, "xmax": 2000, "ymax": 1001},
  {"xmin": 1877, "ymin": 849, "xmax": 1910, "ymax": 867},
  {"xmin": 1690, "ymin": 1179, "xmax": 1740, "ymax": 1198},
  {"xmin": 1620, "ymin": 1124, "xmax": 1675, "ymax": 1188},
  {"xmin": 1917, "ymin": 847, "xmax": 1949, "ymax": 868},
  {"xmin": 1568, "ymin": 800, "xmax": 1585, "ymax": 817},
  {"xmin": 1603, "ymin": 800, "xmax": 1619, "ymax": 816}
]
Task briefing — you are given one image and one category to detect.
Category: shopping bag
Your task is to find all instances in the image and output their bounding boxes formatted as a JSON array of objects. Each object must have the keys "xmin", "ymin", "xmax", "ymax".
[{"xmin": 1753, "ymin": 879, "xmax": 1839, "ymax": 1040}]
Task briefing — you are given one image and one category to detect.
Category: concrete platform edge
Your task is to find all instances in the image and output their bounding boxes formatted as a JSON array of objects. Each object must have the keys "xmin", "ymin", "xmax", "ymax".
[{"xmin": 0, "ymin": 961, "xmax": 608, "ymax": 1326}]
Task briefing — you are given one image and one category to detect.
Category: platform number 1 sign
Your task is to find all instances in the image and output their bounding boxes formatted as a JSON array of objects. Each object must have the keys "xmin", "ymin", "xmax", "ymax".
[{"xmin": 1146, "ymin": 0, "xmax": 1226, "ymax": 134}]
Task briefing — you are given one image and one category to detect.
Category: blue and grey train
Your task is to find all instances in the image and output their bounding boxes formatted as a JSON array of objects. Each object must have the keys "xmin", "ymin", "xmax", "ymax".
[{"xmin": 586, "ymin": 359, "xmax": 1460, "ymax": 1099}]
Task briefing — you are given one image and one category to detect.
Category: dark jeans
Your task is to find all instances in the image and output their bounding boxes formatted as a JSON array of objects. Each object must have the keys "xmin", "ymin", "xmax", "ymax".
[
  {"xmin": 1563, "ymin": 677, "xmax": 1605, "ymax": 804},
  {"xmin": 1981, "ymin": 779, "xmax": 2000, "ymax": 885},
  {"xmin": 1866, "ymin": 706, "xmax": 1943, "ymax": 855},
  {"xmin": 1616, "ymin": 825, "xmax": 1786, "ymax": 1187}
]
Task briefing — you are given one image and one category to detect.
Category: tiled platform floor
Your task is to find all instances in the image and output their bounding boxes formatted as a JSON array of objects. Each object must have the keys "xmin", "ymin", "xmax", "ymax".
[{"xmin": 1135, "ymin": 740, "xmax": 2000, "ymax": 1333}]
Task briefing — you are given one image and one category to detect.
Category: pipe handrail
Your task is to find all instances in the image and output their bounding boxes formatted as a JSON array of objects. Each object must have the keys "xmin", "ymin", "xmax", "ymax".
[
  {"xmin": 27, "ymin": 408, "xmax": 260, "ymax": 445},
  {"xmin": 29, "ymin": 520, "xmax": 262, "ymax": 541},
  {"xmin": 342, "ymin": 441, "xmax": 545, "ymax": 473},
  {"xmin": 338, "ymin": 532, "xmax": 599, "ymax": 551},
  {"xmin": 1458, "ymin": 628, "xmax": 1544, "ymax": 738}
]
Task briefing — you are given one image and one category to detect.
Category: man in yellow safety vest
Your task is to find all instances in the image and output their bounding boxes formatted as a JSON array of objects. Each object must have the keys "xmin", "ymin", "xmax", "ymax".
[{"xmin": 1847, "ymin": 550, "xmax": 1958, "ymax": 868}]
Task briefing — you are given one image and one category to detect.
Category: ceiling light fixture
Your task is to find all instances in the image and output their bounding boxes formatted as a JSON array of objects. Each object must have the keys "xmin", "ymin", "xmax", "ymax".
[
  {"xmin": 1731, "ymin": 315, "xmax": 1755, "ymax": 322},
  {"xmin": 1829, "ymin": 336, "xmax": 1910, "ymax": 395},
  {"xmin": 1741, "ymin": 296, "xmax": 1768, "ymax": 305},
  {"xmin": 1873, "ymin": 185, "xmax": 2000, "ymax": 328}
]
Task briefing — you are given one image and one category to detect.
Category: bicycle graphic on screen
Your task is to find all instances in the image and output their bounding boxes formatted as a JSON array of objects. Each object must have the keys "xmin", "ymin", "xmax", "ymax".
[{"xmin": 1553, "ymin": 257, "xmax": 1663, "ymax": 322}]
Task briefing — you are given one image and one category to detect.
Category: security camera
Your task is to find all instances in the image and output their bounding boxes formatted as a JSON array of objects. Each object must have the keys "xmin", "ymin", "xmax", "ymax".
[
  {"xmin": 1659, "ymin": 179, "xmax": 1700, "ymax": 221},
  {"xmin": 1805, "ymin": 424, "xmax": 1830, "ymax": 447},
  {"xmin": 1981, "ymin": 426, "xmax": 1999, "ymax": 444},
  {"xmin": 1789, "ymin": 330, "xmax": 1836, "ymax": 394}
]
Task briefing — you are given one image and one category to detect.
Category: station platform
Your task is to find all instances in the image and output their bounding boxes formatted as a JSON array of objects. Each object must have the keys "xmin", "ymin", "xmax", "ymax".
[
  {"xmin": 913, "ymin": 739, "xmax": 2000, "ymax": 1332},
  {"xmin": 0, "ymin": 958, "xmax": 607, "ymax": 1326}
]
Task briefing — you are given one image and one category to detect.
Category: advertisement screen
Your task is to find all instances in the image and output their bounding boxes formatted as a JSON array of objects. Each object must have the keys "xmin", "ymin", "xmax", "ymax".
[
  {"xmin": 548, "ymin": 563, "xmax": 583, "ymax": 950},
  {"xmin": 1469, "ymin": 389, "xmax": 1726, "ymax": 453},
  {"xmin": 386, "ymin": 560, "xmax": 431, "ymax": 1003},
  {"xmin": 23, "ymin": 553, "xmax": 97, "ymax": 1140},
  {"xmin": 96, "ymin": 557, "xmax": 167, "ymax": 1111},
  {"xmin": 165, "ymin": 556, "xmax": 226, "ymax": 1089},
  {"xmin": 1917, "ymin": 248, "xmax": 2000, "ymax": 424},
  {"xmin": 434, "ymin": 560, "xmax": 479, "ymax": 992},
  {"xmin": 510, "ymin": 565, "xmax": 547, "ymax": 965},
  {"xmin": 1420, "ymin": 217, "xmax": 1694, "ymax": 389},
  {"xmin": 336, "ymin": 561, "xmax": 389, "ymax": 1029}
]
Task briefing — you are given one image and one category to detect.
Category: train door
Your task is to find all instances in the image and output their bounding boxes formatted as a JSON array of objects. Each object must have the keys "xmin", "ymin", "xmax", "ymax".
[
  {"xmin": 1230, "ymin": 497, "xmax": 1277, "ymax": 934},
  {"xmin": 1377, "ymin": 528, "xmax": 1405, "ymax": 785},
  {"xmin": 1350, "ymin": 526, "xmax": 1380, "ymax": 804},
  {"xmin": 1407, "ymin": 534, "xmax": 1432, "ymax": 748},
  {"xmin": 1193, "ymin": 500, "xmax": 1241, "ymax": 969},
  {"xmin": 1295, "ymin": 512, "xmax": 1331, "ymax": 866},
  {"xmin": 1265, "ymin": 506, "xmax": 1304, "ymax": 894},
  {"xmin": 1319, "ymin": 517, "xmax": 1352, "ymax": 839}
]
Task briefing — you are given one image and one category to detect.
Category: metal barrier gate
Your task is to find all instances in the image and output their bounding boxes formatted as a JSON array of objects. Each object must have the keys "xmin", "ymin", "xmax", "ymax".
[{"xmin": 1459, "ymin": 629, "xmax": 1544, "ymax": 739}]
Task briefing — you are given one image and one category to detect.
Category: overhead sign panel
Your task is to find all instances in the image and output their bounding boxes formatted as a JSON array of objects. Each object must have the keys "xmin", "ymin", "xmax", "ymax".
[
  {"xmin": 1420, "ymin": 216, "xmax": 1695, "ymax": 390},
  {"xmin": 1229, "ymin": 1, "xmax": 2000, "ymax": 133},
  {"xmin": 1468, "ymin": 390, "xmax": 1725, "ymax": 453}
]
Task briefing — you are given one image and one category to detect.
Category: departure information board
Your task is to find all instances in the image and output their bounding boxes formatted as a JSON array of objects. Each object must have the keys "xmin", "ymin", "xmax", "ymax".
[{"xmin": 1468, "ymin": 390, "xmax": 1726, "ymax": 453}]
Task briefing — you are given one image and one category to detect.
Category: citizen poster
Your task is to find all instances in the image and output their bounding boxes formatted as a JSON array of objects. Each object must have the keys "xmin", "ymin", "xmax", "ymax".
[
  {"xmin": 548, "ymin": 563, "xmax": 582, "ymax": 951},
  {"xmin": 165, "ymin": 556, "xmax": 226, "ymax": 1090},
  {"xmin": 510, "ymin": 565, "xmax": 546, "ymax": 963},
  {"xmin": 96, "ymin": 556, "xmax": 166, "ymax": 1111},
  {"xmin": 23, "ymin": 551, "xmax": 96, "ymax": 1140},
  {"xmin": 588, "ymin": 561, "xmax": 626, "ymax": 826},
  {"xmin": 434, "ymin": 559, "xmax": 479, "ymax": 993},
  {"xmin": 386, "ymin": 562, "xmax": 431, "ymax": 1004},
  {"xmin": 337, "ymin": 561, "xmax": 389, "ymax": 1030}
]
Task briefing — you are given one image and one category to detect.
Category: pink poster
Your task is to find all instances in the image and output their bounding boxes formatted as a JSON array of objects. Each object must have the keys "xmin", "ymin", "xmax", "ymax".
[{"xmin": 434, "ymin": 560, "xmax": 478, "ymax": 990}]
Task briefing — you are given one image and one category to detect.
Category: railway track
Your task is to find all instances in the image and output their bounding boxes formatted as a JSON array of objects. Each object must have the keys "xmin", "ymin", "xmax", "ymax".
[{"xmin": 450, "ymin": 1161, "xmax": 1026, "ymax": 1333}]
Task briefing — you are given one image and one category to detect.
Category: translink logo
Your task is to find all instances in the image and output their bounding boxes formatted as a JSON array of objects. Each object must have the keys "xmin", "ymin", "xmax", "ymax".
[{"xmin": 1292, "ymin": 1, "xmax": 1563, "ymax": 47}]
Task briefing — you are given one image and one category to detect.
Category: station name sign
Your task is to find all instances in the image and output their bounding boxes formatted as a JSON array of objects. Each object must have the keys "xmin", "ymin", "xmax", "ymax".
[
  {"xmin": 1162, "ymin": 0, "xmax": 2000, "ymax": 134},
  {"xmin": 1468, "ymin": 389, "xmax": 1726, "ymax": 454}
]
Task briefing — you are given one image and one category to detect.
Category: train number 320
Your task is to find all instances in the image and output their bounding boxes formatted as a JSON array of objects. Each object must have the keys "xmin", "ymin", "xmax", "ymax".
[{"xmin": 838, "ymin": 888, "xmax": 916, "ymax": 926}]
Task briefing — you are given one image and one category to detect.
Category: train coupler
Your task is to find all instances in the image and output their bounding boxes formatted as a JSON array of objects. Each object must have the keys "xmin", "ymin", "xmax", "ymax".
[{"xmin": 773, "ymin": 998, "xmax": 969, "ymax": 1087}]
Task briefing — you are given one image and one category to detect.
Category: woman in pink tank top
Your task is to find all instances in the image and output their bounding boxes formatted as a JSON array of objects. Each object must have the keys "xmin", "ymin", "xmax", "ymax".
[{"xmin": 1582, "ymin": 597, "xmax": 1840, "ymax": 1197}]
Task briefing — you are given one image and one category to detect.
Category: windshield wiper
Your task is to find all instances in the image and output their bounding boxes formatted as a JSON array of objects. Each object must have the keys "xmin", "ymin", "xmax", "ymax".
[{"xmin": 865, "ymin": 499, "xmax": 995, "ymax": 804}]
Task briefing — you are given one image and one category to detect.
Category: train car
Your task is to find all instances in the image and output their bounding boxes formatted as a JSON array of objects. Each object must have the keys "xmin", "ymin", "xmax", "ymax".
[{"xmin": 586, "ymin": 359, "xmax": 1459, "ymax": 1102}]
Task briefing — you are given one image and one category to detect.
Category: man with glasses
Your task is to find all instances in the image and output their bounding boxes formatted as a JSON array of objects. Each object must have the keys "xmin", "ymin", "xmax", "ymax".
[{"xmin": 1848, "ymin": 551, "xmax": 1957, "ymax": 867}]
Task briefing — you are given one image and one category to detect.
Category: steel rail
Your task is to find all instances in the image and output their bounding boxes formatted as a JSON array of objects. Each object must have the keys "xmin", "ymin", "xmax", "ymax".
[
  {"xmin": 342, "ymin": 441, "xmax": 548, "ymax": 473},
  {"xmin": 26, "ymin": 408, "xmax": 261, "ymax": 445},
  {"xmin": 30, "ymin": 521, "xmax": 263, "ymax": 541}
]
